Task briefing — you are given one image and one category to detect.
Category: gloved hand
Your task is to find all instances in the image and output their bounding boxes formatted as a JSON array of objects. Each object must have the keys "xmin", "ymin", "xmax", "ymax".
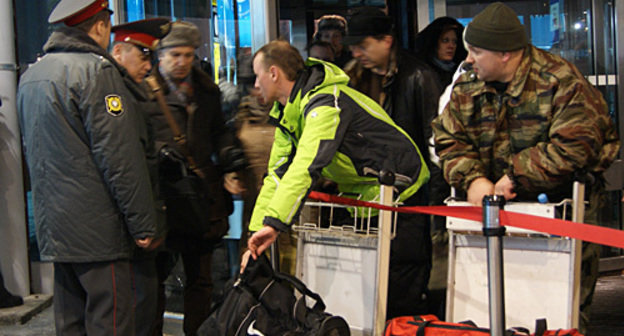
[
  {"xmin": 221, "ymin": 146, "xmax": 247, "ymax": 173},
  {"xmin": 159, "ymin": 146, "xmax": 187, "ymax": 181},
  {"xmin": 159, "ymin": 145, "xmax": 185, "ymax": 163}
]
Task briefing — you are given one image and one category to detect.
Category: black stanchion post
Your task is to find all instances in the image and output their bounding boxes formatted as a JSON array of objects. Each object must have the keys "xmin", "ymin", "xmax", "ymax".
[{"xmin": 482, "ymin": 195, "xmax": 506, "ymax": 336}]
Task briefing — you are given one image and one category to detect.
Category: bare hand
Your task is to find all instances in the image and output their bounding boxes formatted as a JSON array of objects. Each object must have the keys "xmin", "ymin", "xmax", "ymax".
[
  {"xmin": 224, "ymin": 172, "xmax": 246, "ymax": 195},
  {"xmin": 467, "ymin": 177, "xmax": 494, "ymax": 206},
  {"xmin": 494, "ymin": 175, "xmax": 517, "ymax": 201},
  {"xmin": 247, "ymin": 226, "xmax": 279, "ymax": 260},
  {"xmin": 240, "ymin": 250, "xmax": 252, "ymax": 273},
  {"xmin": 144, "ymin": 237, "xmax": 164, "ymax": 251},
  {"xmin": 135, "ymin": 237, "xmax": 154, "ymax": 249}
]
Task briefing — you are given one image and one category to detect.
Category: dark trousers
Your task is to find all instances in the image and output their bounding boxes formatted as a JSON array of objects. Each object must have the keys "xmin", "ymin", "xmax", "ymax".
[
  {"xmin": 54, "ymin": 260, "xmax": 134, "ymax": 336},
  {"xmin": 132, "ymin": 257, "xmax": 158, "ymax": 336},
  {"xmin": 180, "ymin": 249, "xmax": 214, "ymax": 335},
  {"xmin": 152, "ymin": 244, "xmax": 216, "ymax": 336},
  {"xmin": 387, "ymin": 210, "xmax": 432, "ymax": 319}
]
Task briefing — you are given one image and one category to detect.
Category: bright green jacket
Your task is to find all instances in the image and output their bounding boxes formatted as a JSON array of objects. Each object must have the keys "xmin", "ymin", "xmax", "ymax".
[{"xmin": 249, "ymin": 58, "xmax": 429, "ymax": 232}]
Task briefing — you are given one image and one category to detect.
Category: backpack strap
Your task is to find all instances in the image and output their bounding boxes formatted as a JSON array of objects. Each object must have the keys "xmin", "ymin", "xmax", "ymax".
[{"xmin": 145, "ymin": 75, "xmax": 204, "ymax": 178}]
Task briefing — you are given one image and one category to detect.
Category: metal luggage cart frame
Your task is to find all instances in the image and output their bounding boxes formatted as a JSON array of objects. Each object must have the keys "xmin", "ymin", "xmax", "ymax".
[
  {"xmin": 446, "ymin": 182, "xmax": 585, "ymax": 334},
  {"xmin": 292, "ymin": 182, "xmax": 398, "ymax": 336}
]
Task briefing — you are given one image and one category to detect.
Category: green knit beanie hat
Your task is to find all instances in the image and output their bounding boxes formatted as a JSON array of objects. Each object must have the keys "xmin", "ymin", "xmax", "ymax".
[{"xmin": 464, "ymin": 2, "xmax": 528, "ymax": 51}]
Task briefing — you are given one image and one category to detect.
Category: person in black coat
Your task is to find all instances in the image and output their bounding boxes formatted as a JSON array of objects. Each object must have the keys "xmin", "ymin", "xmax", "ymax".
[
  {"xmin": 344, "ymin": 7, "xmax": 442, "ymax": 319},
  {"xmin": 413, "ymin": 17, "xmax": 467, "ymax": 318},
  {"xmin": 414, "ymin": 16, "xmax": 468, "ymax": 224},
  {"xmin": 149, "ymin": 21, "xmax": 246, "ymax": 336},
  {"xmin": 414, "ymin": 16, "xmax": 467, "ymax": 89},
  {"xmin": 313, "ymin": 15, "xmax": 352, "ymax": 68}
]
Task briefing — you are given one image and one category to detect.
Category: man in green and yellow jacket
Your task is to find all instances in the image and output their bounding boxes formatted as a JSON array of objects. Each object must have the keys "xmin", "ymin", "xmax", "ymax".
[
  {"xmin": 247, "ymin": 40, "xmax": 432, "ymax": 318},
  {"xmin": 432, "ymin": 2, "xmax": 619, "ymax": 331}
]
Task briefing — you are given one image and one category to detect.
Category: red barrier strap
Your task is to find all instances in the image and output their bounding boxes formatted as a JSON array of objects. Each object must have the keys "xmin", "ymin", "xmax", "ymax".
[{"xmin": 307, "ymin": 191, "xmax": 624, "ymax": 250}]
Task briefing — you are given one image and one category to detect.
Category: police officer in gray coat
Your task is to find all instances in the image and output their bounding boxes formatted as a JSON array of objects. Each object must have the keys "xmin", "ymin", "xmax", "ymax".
[{"xmin": 17, "ymin": 1, "xmax": 157, "ymax": 335}]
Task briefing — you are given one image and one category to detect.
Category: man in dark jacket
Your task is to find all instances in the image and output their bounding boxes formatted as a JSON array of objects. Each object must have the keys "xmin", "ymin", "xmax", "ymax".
[
  {"xmin": 149, "ymin": 21, "xmax": 245, "ymax": 336},
  {"xmin": 17, "ymin": 0, "xmax": 158, "ymax": 335},
  {"xmin": 111, "ymin": 18, "xmax": 171, "ymax": 336},
  {"xmin": 343, "ymin": 7, "xmax": 442, "ymax": 318}
]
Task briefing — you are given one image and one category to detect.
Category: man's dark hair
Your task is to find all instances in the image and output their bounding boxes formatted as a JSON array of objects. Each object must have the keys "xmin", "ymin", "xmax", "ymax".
[
  {"xmin": 74, "ymin": 10, "xmax": 111, "ymax": 33},
  {"xmin": 253, "ymin": 40, "xmax": 305, "ymax": 81}
]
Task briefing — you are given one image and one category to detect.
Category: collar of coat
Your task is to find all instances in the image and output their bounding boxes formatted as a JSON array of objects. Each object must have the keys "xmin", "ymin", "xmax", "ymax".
[
  {"xmin": 43, "ymin": 26, "xmax": 148, "ymax": 101},
  {"xmin": 267, "ymin": 58, "xmax": 350, "ymax": 139},
  {"xmin": 43, "ymin": 26, "xmax": 121, "ymax": 69},
  {"xmin": 152, "ymin": 64, "xmax": 219, "ymax": 97}
]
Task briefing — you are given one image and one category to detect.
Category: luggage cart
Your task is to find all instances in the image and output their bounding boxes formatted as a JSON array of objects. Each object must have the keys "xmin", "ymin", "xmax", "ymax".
[
  {"xmin": 292, "ymin": 173, "xmax": 398, "ymax": 336},
  {"xmin": 445, "ymin": 182, "xmax": 585, "ymax": 333}
]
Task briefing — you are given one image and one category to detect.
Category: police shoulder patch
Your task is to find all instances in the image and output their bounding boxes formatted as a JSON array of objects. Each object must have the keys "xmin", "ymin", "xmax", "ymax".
[{"xmin": 105, "ymin": 95, "xmax": 124, "ymax": 116}]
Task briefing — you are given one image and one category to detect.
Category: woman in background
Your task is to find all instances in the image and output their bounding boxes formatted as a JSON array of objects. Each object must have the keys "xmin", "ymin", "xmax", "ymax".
[{"xmin": 414, "ymin": 17, "xmax": 467, "ymax": 89}]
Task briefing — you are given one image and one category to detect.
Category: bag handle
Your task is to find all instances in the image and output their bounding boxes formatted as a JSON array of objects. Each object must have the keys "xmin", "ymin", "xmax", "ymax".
[
  {"xmin": 273, "ymin": 271, "xmax": 326, "ymax": 312},
  {"xmin": 145, "ymin": 75, "xmax": 205, "ymax": 179},
  {"xmin": 416, "ymin": 320, "xmax": 434, "ymax": 336},
  {"xmin": 246, "ymin": 254, "xmax": 326, "ymax": 312}
]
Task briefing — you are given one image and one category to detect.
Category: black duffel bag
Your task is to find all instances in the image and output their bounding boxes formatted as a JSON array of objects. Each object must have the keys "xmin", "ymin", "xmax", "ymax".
[{"xmin": 198, "ymin": 254, "xmax": 350, "ymax": 336}]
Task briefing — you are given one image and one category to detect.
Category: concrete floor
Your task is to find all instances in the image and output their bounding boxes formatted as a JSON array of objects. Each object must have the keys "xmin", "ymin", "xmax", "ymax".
[
  {"xmin": 586, "ymin": 274, "xmax": 624, "ymax": 336},
  {"xmin": 1, "ymin": 273, "xmax": 623, "ymax": 335},
  {"xmin": 0, "ymin": 306, "xmax": 184, "ymax": 336}
]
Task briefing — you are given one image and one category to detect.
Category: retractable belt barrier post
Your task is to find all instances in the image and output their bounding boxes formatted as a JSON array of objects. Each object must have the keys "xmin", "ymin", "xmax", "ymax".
[{"xmin": 482, "ymin": 195, "xmax": 506, "ymax": 336}]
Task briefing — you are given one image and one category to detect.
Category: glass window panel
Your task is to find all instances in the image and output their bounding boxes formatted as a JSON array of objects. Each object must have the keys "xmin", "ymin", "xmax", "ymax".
[{"xmin": 447, "ymin": 0, "xmax": 594, "ymax": 75}]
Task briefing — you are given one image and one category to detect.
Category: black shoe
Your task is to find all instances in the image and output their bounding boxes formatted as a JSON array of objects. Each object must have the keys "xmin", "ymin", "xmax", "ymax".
[{"xmin": 0, "ymin": 293, "xmax": 23, "ymax": 308}]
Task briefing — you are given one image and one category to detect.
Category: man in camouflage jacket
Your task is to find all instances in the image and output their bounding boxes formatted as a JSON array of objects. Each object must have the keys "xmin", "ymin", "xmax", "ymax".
[{"xmin": 432, "ymin": 2, "xmax": 619, "ymax": 331}]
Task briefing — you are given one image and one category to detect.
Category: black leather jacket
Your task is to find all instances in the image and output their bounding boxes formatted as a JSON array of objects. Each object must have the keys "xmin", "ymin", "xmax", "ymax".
[
  {"xmin": 346, "ymin": 48, "xmax": 442, "ymax": 205},
  {"xmin": 346, "ymin": 48, "xmax": 442, "ymax": 168},
  {"xmin": 345, "ymin": 50, "xmax": 441, "ymax": 163}
]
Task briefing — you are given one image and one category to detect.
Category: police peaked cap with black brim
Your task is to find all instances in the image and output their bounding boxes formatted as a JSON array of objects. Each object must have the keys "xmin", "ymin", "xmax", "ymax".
[
  {"xmin": 49, "ymin": 0, "xmax": 112, "ymax": 26},
  {"xmin": 112, "ymin": 18, "xmax": 172, "ymax": 53}
]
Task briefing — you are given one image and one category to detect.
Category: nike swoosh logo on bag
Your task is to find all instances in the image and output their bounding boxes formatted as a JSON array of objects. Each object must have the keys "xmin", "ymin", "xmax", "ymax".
[{"xmin": 247, "ymin": 321, "xmax": 265, "ymax": 336}]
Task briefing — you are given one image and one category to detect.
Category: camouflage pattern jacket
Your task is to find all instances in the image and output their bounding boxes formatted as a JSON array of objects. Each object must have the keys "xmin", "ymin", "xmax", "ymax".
[{"xmin": 432, "ymin": 45, "xmax": 619, "ymax": 202}]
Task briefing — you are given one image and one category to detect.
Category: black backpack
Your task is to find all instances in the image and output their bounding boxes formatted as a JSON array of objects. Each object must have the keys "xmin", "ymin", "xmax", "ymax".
[{"xmin": 198, "ymin": 254, "xmax": 350, "ymax": 336}]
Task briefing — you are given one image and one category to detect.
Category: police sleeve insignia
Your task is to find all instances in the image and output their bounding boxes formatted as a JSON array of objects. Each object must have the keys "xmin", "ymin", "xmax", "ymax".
[{"xmin": 105, "ymin": 95, "xmax": 124, "ymax": 116}]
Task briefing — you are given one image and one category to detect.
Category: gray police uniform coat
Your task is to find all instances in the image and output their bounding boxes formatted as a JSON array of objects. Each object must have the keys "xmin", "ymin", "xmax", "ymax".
[{"xmin": 18, "ymin": 26, "xmax": 156, "ymax": 263}]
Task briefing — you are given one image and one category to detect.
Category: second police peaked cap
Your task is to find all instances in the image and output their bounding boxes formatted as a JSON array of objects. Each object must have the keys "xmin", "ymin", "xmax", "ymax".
[
  {"xmin": 49, "ymin": 0, "xmax": 112, "ymax": 26},
  {"xmin": 112, "ymin": 18, "xmax": 172, "ymax": 52}
]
